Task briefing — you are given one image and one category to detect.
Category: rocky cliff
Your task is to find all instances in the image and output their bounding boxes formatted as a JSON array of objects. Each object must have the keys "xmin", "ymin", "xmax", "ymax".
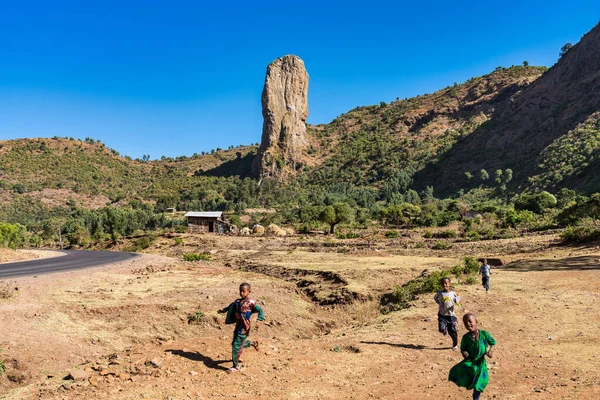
[{"xmin": 251, "ymin": 55, "xmax": 309, "ymax": 180}]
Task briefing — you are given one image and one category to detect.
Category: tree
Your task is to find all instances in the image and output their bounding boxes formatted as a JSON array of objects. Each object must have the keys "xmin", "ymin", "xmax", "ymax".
[
  {"xmin": 523, "ymin": 61, "xmax": 529, "ymax": 67},
  {"xmin": 502, "ymin": 168, "xmax": 513, "ymax": 184},
  {"xmin": 479, "ymin": 169, "xmax": 489, "ymax": 182},
  {"xmin": 319, "ymin": 203, "xmax": 354, "ymax": 234},
  {"xmin": 494, "ymin": 169, "xmax": 503, "ymax": 184},
  {"xmin": 559, "ymin": 43, "xmax": 573, "ymax": 58},
  {"xmin": 515, "ymin": 191, "xmax": 557, "ymax": 214},
  {"xmin": 464, "ymin": 172, "xmax": 473, "ymax": 182}
]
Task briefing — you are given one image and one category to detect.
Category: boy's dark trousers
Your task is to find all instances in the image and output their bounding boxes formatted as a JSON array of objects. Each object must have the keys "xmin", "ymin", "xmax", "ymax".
[
  {"xmin": 438, "ymin": 313, "xmax": 458, "ymax": 347},
  {"xmin": 482, "ymin": 276, "xmax": 490, "ymax": 291}
]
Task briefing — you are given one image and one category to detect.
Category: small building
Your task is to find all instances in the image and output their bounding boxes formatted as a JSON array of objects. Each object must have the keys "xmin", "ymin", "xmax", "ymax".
[{"xmin": 184, "ymin": 211, "xmax": 224, "ymax": 233}]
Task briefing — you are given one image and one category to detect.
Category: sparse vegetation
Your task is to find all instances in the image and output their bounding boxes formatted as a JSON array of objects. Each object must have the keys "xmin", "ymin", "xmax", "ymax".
[
  {"xmin": 187, "ymin": 310, "xmax": 205, "ymax": 325},
  {"xmin": 183, "ymin": 253, "xmax": 211, "ymax": 262}
]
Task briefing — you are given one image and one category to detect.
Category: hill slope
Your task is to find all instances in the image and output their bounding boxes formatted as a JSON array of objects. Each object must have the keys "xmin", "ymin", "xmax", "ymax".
[
  {"xmin": 299, "ymin": 66, "xmax": 547, "ymax": 191},
  {"xmin": 413, "ymin": 22, "xmax": 600, "ymax": 195}
]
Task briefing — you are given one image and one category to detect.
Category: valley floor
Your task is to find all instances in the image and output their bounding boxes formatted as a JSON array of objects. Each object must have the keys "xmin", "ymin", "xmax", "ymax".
[{"xmin": 1, "ymin": 234, "xmax": 599, "ymax": 399}]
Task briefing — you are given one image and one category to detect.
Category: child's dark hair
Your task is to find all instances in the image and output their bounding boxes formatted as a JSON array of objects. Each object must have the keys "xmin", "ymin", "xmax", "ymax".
[
  {"xmin": 463, "ymin": 313, "xmax": 476, "ymax": 324},
  {"xmin": 240, "ymin": 282, "xmax": 251, "ymax": 291},
  {"xmin": 440, "ymin": 277, "xmax": 451, "ymax": 285}
]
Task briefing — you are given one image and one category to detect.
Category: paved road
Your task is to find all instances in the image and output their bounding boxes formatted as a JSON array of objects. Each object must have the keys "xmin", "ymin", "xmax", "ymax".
[{"xmin": 0, "ymin": 250, "xmax": 139, "ymax": 279}]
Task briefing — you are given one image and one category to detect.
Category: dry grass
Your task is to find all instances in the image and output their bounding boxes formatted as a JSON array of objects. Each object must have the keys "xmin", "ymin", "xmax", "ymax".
[{"xmin": 0, "ymin": 282, "xmax": 17, "ymax": 299}]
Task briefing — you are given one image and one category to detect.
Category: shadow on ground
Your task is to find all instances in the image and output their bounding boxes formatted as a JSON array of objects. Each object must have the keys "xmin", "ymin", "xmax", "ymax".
[
  {"xmin": 501, "ymin": 255, "xmax": 600, "ymax": 272},
  {"xmin": 360, "ymin": 341, "xmax": 450, "ymax": 351},
  {"xmin": 166, "ymin": 349, "xmax": 229, "ymax": 371}
]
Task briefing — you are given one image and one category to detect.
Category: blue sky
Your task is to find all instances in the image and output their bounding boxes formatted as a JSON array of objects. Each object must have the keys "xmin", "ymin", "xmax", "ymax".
[{"xmin": 1, "ymin": 1, "xmax": 599, "ymax": 159}]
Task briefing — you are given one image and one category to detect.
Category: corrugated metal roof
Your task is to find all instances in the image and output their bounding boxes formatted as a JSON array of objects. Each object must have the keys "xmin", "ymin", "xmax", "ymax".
[{"xmin": 184, "ymin": 211, "xmax": 223, "ymax": 218}]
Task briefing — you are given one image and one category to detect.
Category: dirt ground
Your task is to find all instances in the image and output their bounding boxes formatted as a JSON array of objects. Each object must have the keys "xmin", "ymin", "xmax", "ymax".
[{"xmin": 1, "ymin": 233, "xmax": 599, "ymax": 399}]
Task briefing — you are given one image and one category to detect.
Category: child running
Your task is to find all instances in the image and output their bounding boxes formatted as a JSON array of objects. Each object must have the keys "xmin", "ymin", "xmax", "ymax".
[
  {"xmin": 479, "ymin": 259, "xmax": 491, "ymax": 294},
  {"xmin": 433, "ymin": 277, "xmax": 461, "ymax": 350},
  {"xmin": 218, "ymin": 282, "xmax": 264, "ymax": 373},
  {"xmin": 449, "ymin": 313, "xmax": 496, "ymax": 400}
]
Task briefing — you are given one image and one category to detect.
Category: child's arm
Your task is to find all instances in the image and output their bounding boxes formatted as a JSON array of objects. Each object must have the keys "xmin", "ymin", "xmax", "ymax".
[
  {"xmin": 217, "ymin": 302, "xmax": 234, "ymax": 314},
  {"xmin": 483, "ymin": 330, "xmax": 496, "ymax": 357},
  {"xmin": 454, "ymin": 293, "xmax": 461, "ymax": 307},
  {"xmin": 460, "ymin": 335, "xmax": 469, "ymax": 359},
  {"xmin": 253, "ymin": 303, "xmax": 265, "ymax": 321},
  {"xmin": 433, "ymin": 292, "xmax": 441, "ymax": 305}
]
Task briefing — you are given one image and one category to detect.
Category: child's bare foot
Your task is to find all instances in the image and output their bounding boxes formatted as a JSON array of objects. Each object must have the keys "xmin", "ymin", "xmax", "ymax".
[
  {"xmin": 227, "ymin": 367, "xmax": 240, "ymax": 374},
  {"xmin": 452, "ymin": 346, "xmax": 458, "ymax": 351},
  {"xmin": 252, "ymin": 341, "xmax": 260, "ymax": 351}
]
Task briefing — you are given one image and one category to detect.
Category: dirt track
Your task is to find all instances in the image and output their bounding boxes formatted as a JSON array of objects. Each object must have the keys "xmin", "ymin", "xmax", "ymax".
[{"xmin": 1, "ymin": 236, "xmax": 599, "ymax": 399}]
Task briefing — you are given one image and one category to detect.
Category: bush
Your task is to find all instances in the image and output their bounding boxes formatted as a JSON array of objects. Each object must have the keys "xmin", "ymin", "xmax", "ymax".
[
  {"xmin": 560, "ymin": 218, "xmax": 600, "ymax": 243},
  {"xmin": 515, "ymin": 191, "xmax": 557, "ymax": 213},
  {"xmin": 464, "ymin": 275, "xmax": 478, "ymax": 285},
  {"xmin": 187, "ymin": 309, "xmax": 205, "ymax": 325},
  {"xmin": 466, "ymin": 231, "xmax": 480, "ymax": 241},
  {"xmin": 183, "ymin": 253, "xmax": 211, "ymax": 261},
  {"xmin": 450, "ymin": 264, "xmax": 463, "ymax": 277},
  {"xmin": 434, "ymin": 230, "xmax": 457, "ymax": 238},
  {"xmin": 336, "ymin": 231, "xmax": 360, "ymax": 239},
  {"xmin": 463, "ymin": 256, "xmax": 480, "ymax": 274},
  {"xmin": 385, "ymin": 230, "xmax": 399, "ymax": 238},
  {"xmin": 384, "ymin": 270, "xmax": 449, "ymax": 312},
  {"xmin": 423, "ymin": 230, "xmax": 433, "ymax": 238},
  {"xmin": 432, "ymin": 241, "xmax": 452, "ymax": 250},
  {"xmin": 0, "ymin": 222, "xmax": 26, "ymax": 249},
  {"xmin": 174, "ymin": 237, "xmax": 183, "ymax": 246}
]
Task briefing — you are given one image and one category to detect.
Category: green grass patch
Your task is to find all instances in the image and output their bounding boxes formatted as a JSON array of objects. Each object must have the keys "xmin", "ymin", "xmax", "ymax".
[{"xmin": 183, "ymin": 252, "xmax": 211, "ymax": 262}]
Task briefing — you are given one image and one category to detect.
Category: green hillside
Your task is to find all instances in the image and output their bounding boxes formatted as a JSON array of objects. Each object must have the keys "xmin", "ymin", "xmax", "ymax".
[{"xmin": 301, "ymin": 66, "xmax": 547, "ymax": 192}]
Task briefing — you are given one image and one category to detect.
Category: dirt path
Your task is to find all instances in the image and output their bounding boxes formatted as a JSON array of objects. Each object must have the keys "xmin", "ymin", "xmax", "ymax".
[{"xmin": 1, "ymin": 242, "xmax": 599, "ymax": 399}]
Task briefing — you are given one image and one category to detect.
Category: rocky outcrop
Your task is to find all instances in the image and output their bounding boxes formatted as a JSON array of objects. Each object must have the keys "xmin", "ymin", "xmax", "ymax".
[{"xmin": 252, "ymin": 55, "xmax": 309, "ymax": 180}]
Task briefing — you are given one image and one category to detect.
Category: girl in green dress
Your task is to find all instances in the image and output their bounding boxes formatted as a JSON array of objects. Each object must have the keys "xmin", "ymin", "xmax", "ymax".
[{"xmin": 449, "ymin": 313, "xmax": 496, "ymax": 400}]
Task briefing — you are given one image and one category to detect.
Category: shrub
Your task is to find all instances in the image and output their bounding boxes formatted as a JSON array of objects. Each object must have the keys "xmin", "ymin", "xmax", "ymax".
[
  {"xmin": 466, "ymin": 231, "xmax": 480, "ymax": 241},
  {"xmin": 187, "ymin": 310, "xmax": 205, "ymax": 325},
  {"xmin": 464, "ymin": 275, "xmax": 478, "ymax": 285},
  {"xmin": 450, "ymin": 264, "xmax": 463, "ymax": 277},
  {"xmin": 174, "ymin": 237, "xmax": 183, "ymax": 246},
  {"xmin": 336, "ymin": 230, "xmax": 360, "ymax": 239},
  {"xmin": 385, "ymin": 230, "xmax": 399, "ymax": 238},
  {"xmin": 463, "ymin": 257, "xmax": 480, "ymax": 274},
  {"xmin": 184, "ymin": 252, "xmax": 211, "ymax": 262},
  {"xmin": 434, "ymin": 229, "xmax": 457, "ymax": 238},
  {"xmin": 423, "ymin": 230, "xmax": 433, "ymax": 238},
  {"xmin": 560, "ymin": 218, "xmax": 600, "ymax": 243},
  {"xmin": 432, "ymin": 241, "xmax": 452, "ymax": 250},
  {"xmin": 515, "ymin": 191, "xmax": 557, "ymax": 214},
  {"xmin": 299, "ymin": 224, "xmax": 311, "ymax": 234},
  {"xmin": 176, "ymin": 225, "xmax": 188, "ymax": 233},
  {"xmin": 384, "ymin": 270, "xmax": 449, "ymax": 312}
]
